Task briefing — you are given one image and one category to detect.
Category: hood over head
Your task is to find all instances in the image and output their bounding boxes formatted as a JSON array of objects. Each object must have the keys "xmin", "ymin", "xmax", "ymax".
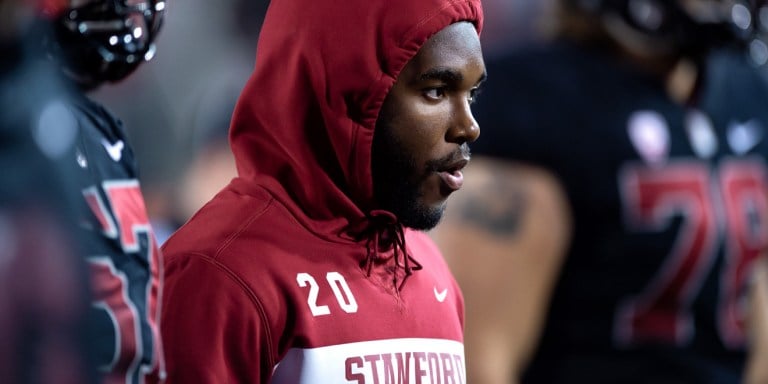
[{"xmin": 229, "ymin": 0, "xmax": 483, "ymax": 239}]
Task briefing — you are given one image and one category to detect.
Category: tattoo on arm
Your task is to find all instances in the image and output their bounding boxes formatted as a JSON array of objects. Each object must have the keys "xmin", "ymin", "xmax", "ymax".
[{"xmin": 458, "ymin": 174, "xmax": 528, "ymax": 236}]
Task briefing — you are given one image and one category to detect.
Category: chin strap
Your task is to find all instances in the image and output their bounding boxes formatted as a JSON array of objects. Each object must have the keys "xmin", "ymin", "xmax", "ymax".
[{"xmin": 362, "ymin": 210, "xmax": 423, "ymax": 292}]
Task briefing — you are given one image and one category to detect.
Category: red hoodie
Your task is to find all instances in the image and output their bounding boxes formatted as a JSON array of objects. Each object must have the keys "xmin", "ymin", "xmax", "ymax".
[{"xmin": 160, "ymin": 0, "xmax": 483, "ymax": 382}]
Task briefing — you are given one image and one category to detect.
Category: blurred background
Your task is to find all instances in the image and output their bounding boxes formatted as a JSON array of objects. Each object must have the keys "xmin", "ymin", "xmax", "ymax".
[{"xmin": 88, "ymin": 0, "xmax": 555, "ymax": 243}]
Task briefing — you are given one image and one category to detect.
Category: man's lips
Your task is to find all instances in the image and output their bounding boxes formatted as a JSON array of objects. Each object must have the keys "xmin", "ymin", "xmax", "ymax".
[
  {"xmin": 438, "ymin": 169, "xmax": 464, "ymax": 190},
  {"xmin": 436, "ymin": 158, "xmax": 469, "ymax": 191}
]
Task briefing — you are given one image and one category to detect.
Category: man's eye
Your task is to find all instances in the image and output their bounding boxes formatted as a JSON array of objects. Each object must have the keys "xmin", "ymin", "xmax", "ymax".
[
  {"xmin": 468, "ymin": 87, "xmax": 481, "ymax": 104},
  {"xmin": 424, "ymin": 88, "xmax": 445, "ymax": 100}
]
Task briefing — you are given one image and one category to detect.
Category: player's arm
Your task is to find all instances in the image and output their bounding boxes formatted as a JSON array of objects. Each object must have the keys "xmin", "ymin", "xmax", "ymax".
[
  {"xmin": 744, "ymin": 253, "xmax": 768, "ymax": 384},
  {"xmin": 431, "ymin": 156, "xmax": 572, "ymax": 383}
]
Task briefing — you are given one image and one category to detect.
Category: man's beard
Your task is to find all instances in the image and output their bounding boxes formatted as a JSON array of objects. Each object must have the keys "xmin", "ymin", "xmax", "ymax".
[{"xmin": 371, "ymin": 122, "xmax": 445, "ymax": 231}]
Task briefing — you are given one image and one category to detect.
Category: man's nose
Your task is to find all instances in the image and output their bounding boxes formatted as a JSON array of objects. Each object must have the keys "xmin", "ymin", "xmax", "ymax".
[{"xmin": 446, "ymin": 98, "xmax": 480, "ymax": 144}]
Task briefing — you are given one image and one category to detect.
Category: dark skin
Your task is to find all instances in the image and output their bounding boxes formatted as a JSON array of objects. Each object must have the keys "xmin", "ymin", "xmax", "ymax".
[{"xmin": 372, "ymin": 21, "xmax": 486, "ymax": 230}]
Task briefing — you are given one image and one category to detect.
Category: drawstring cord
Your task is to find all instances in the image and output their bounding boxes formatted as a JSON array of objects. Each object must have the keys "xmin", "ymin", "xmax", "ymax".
[
  {"xmin": 364, "ymin": 228, "xmax": 378, "ymax": 277},
  {"xmin": 363, "ymin": 210, "xmax": 422, "ymax": 291}
]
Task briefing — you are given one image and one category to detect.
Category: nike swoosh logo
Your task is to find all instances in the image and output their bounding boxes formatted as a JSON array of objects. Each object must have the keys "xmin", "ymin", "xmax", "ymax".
[
  {"xmin": 101, "ymin": 139, "xmax": 124, "ymax": 162},
  {"xmin": 434, "ymin": 287, "xmax": 448, "ymax": 303}
]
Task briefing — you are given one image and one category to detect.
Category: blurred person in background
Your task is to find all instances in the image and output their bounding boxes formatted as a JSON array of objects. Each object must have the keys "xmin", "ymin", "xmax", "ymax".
[
  {"xmin": 41, "ymin": 0, "xmax": 169, "ymax": 381},
  {"xmin": 0, "ymin": 0, "xmax": 97, "ymax": 382},
  {"xmin": 432, "ymin": 0, "xmax": 768, "ymax": 383}
]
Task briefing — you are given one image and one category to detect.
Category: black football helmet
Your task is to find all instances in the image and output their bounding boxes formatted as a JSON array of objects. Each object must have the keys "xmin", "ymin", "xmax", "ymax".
[
  {"xmin": 52, "ymin": 0, "xmax": 166, "ymax": 90},
  {"xmin": 569, "ymin": 0, "xmax": 768, "ymax": 63}
]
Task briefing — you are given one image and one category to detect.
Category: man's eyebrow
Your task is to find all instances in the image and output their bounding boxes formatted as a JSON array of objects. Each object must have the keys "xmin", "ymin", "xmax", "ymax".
[
  {"xmin": 418, "ymin": 68, "xmax": 488, "ymax": 85},
  {"xmin": 419, "ymin": 68, "xmax": 463, "ymax": 83}
]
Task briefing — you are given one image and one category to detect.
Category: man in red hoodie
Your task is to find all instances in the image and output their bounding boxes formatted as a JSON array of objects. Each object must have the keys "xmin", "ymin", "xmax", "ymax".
[{"xmin": 160, "ymin": 0, "xmax": 486, "ymax": 382}]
